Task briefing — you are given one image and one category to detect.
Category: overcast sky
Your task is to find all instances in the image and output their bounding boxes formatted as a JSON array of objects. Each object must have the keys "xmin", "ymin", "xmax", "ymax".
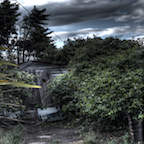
[{"xmin": 2, "ymin": 0, "xmax": 144, "ymax": 48}]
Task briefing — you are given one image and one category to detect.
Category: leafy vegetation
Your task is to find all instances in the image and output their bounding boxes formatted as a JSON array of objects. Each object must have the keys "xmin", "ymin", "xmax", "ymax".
[
  {"xmin": 52, "ymin": 139, "xmax": 63, "ymax": 143},
  {"xmin": 0, "ymin": 0, "xmax": 143, "ymax": 143},
  {"xmin": 82, "ymin": 131, "xmax": 143, "ymax": 144},
  {"xmin": 0, "ymin": 0, "xmax": 20, "ymax": 45},
  {"xmin": 0, "ymin": 67, "xmax": 39, "ymax": 113},
  {"xmin": 21, "ymin": 5, "xmax": 56, "ymax": 63},
  {"xmin": 54, "ymin": 37, "xmax": 87, "ymax": 64},
  {"xmin": 47, "ymin": 36, "xmax": 144, "ymax": 135},
  {"xmin": 0, "ymin": 127, "xmax": 24, "ymax": 144},
  {"xmin": 0, "ymin": 0, "xmax": 20, "ymax": 63},
  {"xmin": 0, "ymin": 0, "xmax": 56, "ymax": 64},
  {"xmin": 0, "ymin": 47, "xmax": 41, "ymax": 127}
]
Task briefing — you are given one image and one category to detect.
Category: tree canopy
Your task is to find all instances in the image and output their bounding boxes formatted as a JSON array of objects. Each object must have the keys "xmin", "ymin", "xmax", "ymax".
[
  {"xmin": 0, "ymin": 0, "xmax": 20, "ymax": 46},
  {"xmin": 21, "ymin": 5, "xmax": 56, "ymax": 62}
]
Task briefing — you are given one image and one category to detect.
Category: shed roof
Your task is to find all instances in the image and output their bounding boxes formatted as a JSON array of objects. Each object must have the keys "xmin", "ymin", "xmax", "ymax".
[{"xmin": 19, "ymin": 61, "xmax": 67, "ymax": 71}]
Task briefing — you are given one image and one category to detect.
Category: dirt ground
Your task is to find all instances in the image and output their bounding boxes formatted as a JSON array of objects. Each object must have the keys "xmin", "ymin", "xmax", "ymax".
[{"xmin": 23, "ymin": 124, "xmax": 84, "ymax": 144}]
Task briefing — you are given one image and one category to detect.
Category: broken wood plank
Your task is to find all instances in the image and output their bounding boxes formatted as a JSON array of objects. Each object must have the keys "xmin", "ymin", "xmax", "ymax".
[
  {"xmin": 0, "ymin": 102, "xmax": 25, "ymax": 108},
  {"xmin": 0, "ymin": 116, "xmax": 35, "ymax": 124}
]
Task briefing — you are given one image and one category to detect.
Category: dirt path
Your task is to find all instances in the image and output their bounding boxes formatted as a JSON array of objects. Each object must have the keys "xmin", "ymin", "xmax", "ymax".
[{"xmin": 23, "ymin": 124, "xmax": 84, "ymax": 144}]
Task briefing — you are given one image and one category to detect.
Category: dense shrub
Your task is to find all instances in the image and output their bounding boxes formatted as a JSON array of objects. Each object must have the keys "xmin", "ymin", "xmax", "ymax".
[{"xmin": 47, "ymin": 36, "xmax": 144, "ymax": 130}]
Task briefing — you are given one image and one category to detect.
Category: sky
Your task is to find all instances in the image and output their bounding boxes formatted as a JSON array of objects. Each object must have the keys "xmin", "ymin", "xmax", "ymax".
[{"xmin": 2, "ymin": 0, "xmax": 144, "ymax": 48}]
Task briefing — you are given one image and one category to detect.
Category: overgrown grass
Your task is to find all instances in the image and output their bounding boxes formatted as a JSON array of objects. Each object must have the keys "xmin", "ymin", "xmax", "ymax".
[
  {"xmin": 82, "ymin": 131, "xmax": 144, "ymax": 144},
  {"xmin": 0, "ymin": 127, "xmax": 24, "ymax": 144},
  {"xmin": 52, "ymin": 139, "xmax": 63, "ymax": 143}
]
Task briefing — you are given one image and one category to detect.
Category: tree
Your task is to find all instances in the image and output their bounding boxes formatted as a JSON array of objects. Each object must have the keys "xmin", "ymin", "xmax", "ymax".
[
  {"xmin": 21, "ymin": 6, "xmax": 55, "ymax": 62},
  {"xmin": 26, "ymin": 6, "xmax": 50, "ymax": 28},
  {"xmin": 0, "ymin": 0, "xmax": 20, "ymax": 61},
  {"xmin": 54, "ymin": 37, "xmax": 87, "ymax": 64}
]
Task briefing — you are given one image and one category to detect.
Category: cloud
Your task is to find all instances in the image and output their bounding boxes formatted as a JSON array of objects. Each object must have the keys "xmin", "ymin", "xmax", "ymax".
[
  {"xmin": 51, "ymin": 25, "xmax": 130, "ymax": 39},
  {"xmin": 50, "ymin": 28, "xmax": 101, "ymax": 41},
  {"xmin": 18, "ymin": 0, "xmax": 144, "ymax": 27},
  {"xmin": 13, "ymin": 0, "xmax": 67, "ymax": 6},
  {"xmin": 115, "ymin": 0, "xmax": 144, "ymax": 23},
  {"xmin": 37, "ymin": 0, "xmax": 129, "ymax": 26},
  {"xmin": 50, "ymin": 24, "xmax": 144, "ymax": 47},
  {"xmin": 14, "ymin": 0, "xmax": 144, "ymax": 48}
]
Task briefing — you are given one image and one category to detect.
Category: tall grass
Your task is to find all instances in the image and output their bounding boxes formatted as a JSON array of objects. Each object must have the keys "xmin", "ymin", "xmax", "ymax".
[
  {"xmin": 0, "ymin": 127, "xmax": 24, "ymax": 144},
  {"xmin": 82, "ymin": 131, "xmax": 144, "ymax": 144}
]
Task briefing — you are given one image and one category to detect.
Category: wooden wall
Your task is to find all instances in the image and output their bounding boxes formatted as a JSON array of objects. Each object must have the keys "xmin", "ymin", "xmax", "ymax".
[{"xmin": 19, "ymin": 61, "xmax": 68, "ymax": 107}]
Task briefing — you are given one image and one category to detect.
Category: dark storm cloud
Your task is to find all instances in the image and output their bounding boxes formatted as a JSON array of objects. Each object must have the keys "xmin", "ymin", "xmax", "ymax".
[
  {"xmin": 115, "ymin": 0, "xmax": 144, "ymax": 23},
  {"xmin": 16, "ymin": 0, "xmax": 144, "ymax": 47},
  {"xmin": 18, "ymin": 0, "xmax": 144, "ymax": 27},
  {"xmin": 34, "ymin": 0, "xmax": 143, "ymax": 26},
  {"xmin": 42, "ymin": 0, "xmax": 127, "ymax": 26}
]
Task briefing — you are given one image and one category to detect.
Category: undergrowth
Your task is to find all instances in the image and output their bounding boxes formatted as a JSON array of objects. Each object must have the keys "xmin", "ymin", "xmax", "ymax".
[
  {"xmin": 0, "ymin": 127, "xmax": 24, "ymax": 144},
  {"xmin": 42, "ymin": 117, "xmax": 144, "ymax": 144},
  {"xmin": 82, "ymin": 131, "xmax": 144, "ymax": 144}
]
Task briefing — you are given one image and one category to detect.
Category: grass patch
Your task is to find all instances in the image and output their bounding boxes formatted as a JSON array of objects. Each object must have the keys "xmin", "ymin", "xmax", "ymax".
[
  {"xmin": 82, "ymin": 131, "xmax": 144, "ymax": 144},
  {"xmin": 0, "ymin": 127, "xmax": 24, "ymax": 144},
  {"xmin": 82, "ymin": 131, "xmax": 106, "ymax": 144},
  {"xmin": 52, "ymin": 139, "xmax": 63, "ymax": 143}
]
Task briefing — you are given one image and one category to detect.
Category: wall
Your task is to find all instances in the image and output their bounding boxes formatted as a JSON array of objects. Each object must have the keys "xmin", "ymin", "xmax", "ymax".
[{"xmin": 19, "ymin": 61, "xmax": 68, "ymax": 107}]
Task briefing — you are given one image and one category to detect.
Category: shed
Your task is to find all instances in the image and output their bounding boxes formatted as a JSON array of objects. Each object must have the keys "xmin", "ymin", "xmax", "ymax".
[{"xmin": 19, "ymin": 61, "xmax": 68, "ymax": 107}]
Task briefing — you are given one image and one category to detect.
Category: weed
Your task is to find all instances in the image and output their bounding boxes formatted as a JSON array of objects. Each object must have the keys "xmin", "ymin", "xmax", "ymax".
[
  {"xmin": 0, "ymin": 127, "xmax": 24, "ymax": 144},
  {"xmin": 82, "ymin": 131, "xmax": 104, "ymax": 144},
  {"xmin": 82, "ymin": 131, "xmax": 144, "ymax": 144},
  {"xmin": 74, "ymin": 130, "xmax": 80, "ymax": 135},
  {"xmin": 52, "ymin": 139, "xmax": 63, "ymax": 143}
]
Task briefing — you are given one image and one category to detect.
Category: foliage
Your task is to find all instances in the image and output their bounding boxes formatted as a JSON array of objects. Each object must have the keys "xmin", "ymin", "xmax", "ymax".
[
  {"xmin": 0, "ymin": 0, "xmax": 56, "ymax": 64},
  {"xmin": 0, "ymin": 61, "xmax": 41, "ymax": 88},
  {"xmin": 83, "ymin": 131, "xmax": 105, "ymax": 144},
  {"xmin": 21, "ymin": 5, "xmax": 56, "ymax": 62},
  {"xmin": 0, "ymin": 47, "xmax": 41, "ymax": 119},
  {"xmin": 0, "ymin": 127, "xmax": 24, "ymax": 144},
  {"xmin": 52, "ymin": 139, "xmax": 63, "ymax": 143},
  {"xmin": 47, "ymin": 36, "xmax": 144, "ymax": 131},
  {"xmin": 47, "ymin": 72, "xmax": 80, "ymax": 113},
  {"xmin": 0, "ymin": 0, "xmax": 20, "ymax": 62},
  {"xmin": 24, "ymin": 5, "xmax": 49, "ymax": 28},
  {"xmin": 0, "ymin": 0, "xmax": 20, "ymax": 45},
  {"xmin": 54, "ymin": 37, "xmax": 88, "ymax": 64},
  {"xmin": 0, "ymin": 68, "xmax": 38, "ymax": 108},
  {"xmin": 0, "ymin": 66, "xmax": 40, "ymax": 118},
  {"xmin": 82, "ymin": 131, "xmax": 139, "ymax": 144}
]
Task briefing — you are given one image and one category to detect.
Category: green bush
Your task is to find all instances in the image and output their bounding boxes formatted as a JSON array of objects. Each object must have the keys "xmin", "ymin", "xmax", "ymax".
[{"xmin": 47, "ymin": 36, "xmax": 144, "ymax": 131}]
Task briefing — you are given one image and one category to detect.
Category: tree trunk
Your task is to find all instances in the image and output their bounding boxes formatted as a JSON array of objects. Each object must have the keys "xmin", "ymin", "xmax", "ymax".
[
  {"xmin": 17, "ymin": 46, "xmax": 20, "ymax": 64},
  {"xmin": 127, "ymin": 113, "xmax": 143, "ymax": 142},
  {"xmin": 23, "ymin": 47, "xmax": 25, "ymax": 63},
  {"xmin": 127, "ymin": 113, "xmax": 135, "ymax": 140}
]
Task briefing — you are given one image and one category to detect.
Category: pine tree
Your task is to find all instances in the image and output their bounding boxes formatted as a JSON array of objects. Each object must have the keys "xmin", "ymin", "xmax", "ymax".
[
  {"xmin": 22, "ymin": 5, "xmax": 55, "ymax": 62},
  {"xmin": 27, "ymin": 6, "xmax": 50, "ymax": 28},
  {"xmin": 0, "ymin": 0, "xmax": 20, "ymax": 60}
]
